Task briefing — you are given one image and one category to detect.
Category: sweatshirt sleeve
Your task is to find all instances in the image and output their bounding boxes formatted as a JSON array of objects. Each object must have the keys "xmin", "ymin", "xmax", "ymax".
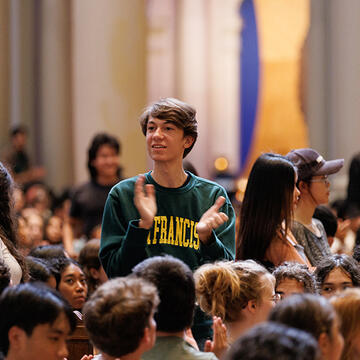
[
  {"xmin": 99, "ymin": 189, "xmax": 149, "ymax": 277},
  {"xmin": 199, "ymin": 194, "xmax": 236, "ymax": 261}
]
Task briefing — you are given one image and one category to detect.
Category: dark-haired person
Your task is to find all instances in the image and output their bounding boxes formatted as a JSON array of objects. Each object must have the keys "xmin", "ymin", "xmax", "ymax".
[
  {"xmin": 100, "ymin": 98, "xmax": 235, "ymax": 344},
  {"xmin": 0, "ymin": 162, "xmax": 27, "ymax": 284},
  {"xmin": 269, "ymin": 294, "xmax": 344, "ymax": 360},
  {"xmin": 25, "ymin": 256, "xmax": 56, "ymax": 288},
  {"xmin": 273, "ymin": 262, "xmax": 317, "ymax": 300},
  {"xmin": 225, "ymin": 322, "xmax": 320, "ymax": 360},
  {"xmin": 83, "ymin": 277, "xmax": 159, "ymax": 360},
  {"xmin": 1, "ymin": 126, "xmax": 45, "ymax": 186},
  {"xmin": 286, "ymin": 148, "xmax": 343, "ymax": 266},
  {"xmin": 236, "ymin": 153, "xmax": 308, "ymax": 268},
  {"xmin": 51, "ymin": 257, "xmax": 88, "ymax": 312},
  {"xmin": 313, "ymin": 205, "xmax": 338, "ymax": 247},
  {"xmin": 67, "ymin": 133, "xmax": 122, "ymax": 256},
  {"xmin": 315, "ymin": 254, "xmax": 360, "ymax": 298},
  {"xmin": 133, "ymin": 255, "xmax": 218, "ymax": 359},
  {"xmin": 0, "ymin": 282, "xmax": 76, "ymax": 360}
]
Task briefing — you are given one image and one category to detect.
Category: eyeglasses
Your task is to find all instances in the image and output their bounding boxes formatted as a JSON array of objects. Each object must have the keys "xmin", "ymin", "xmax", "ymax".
[
  {"xmin": 309, "ymin": 175, "xmax": 329, "ymax": 184},
  {"xmin": 270, "ymin": 293, "xmax": 282, "ymax": 303}
]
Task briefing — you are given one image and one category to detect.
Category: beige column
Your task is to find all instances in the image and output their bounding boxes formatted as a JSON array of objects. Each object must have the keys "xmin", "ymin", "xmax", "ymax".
[
  {"xmin": 72, "ymin": 0, "xmax": 147, "ymax": 183},
  {"xmin": 39, "ymin": 0, "xmax": 73, "ymax": 192},
  {"xmin": 0, "ymin": 0, "xmax": 10, "ymax": 148}
]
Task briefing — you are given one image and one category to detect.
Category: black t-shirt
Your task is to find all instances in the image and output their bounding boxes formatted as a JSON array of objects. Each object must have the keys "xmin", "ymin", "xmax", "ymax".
[{"xmin": 70, "ymin": 180, "xmax": 115, "ymax": 238}]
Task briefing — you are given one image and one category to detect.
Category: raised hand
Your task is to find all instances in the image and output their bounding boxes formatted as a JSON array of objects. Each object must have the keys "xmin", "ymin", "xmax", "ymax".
[
  {"xmin": 204, "ymin": 316, "xmax": 228, "ymax": 359},
  {"xmin": 134, "ymin": 174, "xmax": 157, "ymax": 229},
  {"xmin": 196, "ymin": 196, "xmax": 229, "ymax": 244}
]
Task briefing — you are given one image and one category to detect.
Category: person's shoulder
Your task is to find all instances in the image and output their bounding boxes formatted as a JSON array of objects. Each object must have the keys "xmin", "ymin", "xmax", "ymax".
[
  {"xmin": 109, "ymin": 175, "xmax": 139, "ymax": 195},
  {"xmin": 183, "ymin": 341, "xmax": 218, "ymax": 359},
  {"xmin": 191, "ymin": 174, "xmax": 227, "ymax": 193}
]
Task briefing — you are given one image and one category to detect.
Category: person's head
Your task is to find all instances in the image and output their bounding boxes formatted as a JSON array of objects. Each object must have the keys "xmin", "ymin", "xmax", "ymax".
[
  {"xmin": 78, "ymin": 239, "xmax": 108, "ymax": 296},
  {"xmin": 236, "ymin": 153, "xmax": 299, "ymax": 263},
  {"xmin": 273, "ymin": 262, "xmax": 317, "ymax": 300},
  {"xmin": 51, "ymin": 257, "xmax": 88, "ymax": 311},
  {"xmin": 331, "ymin": 288, "xmax": 360, "ymax": 360},
  {"xmin": 29, "ymin": 244, "xmax": 68, "ymax": 260},
  {"xmin": 225, "ymin": 322, "xmax": 320, "ymax": 360},
  {"xmin": 0, "ymin": 283, "xmax": 76, "ymax": 360},
  {"xmin": 313, "ymin": 205, "xmax": 338, "ymax": 245},
  {"xmin": 269, "ymin": 294, "xmax": 344, "ymax": 360},
  {"xmin": 0, "ymin": 259, "xmax": 11, "ymax": 295},
  {"xmin": 87, "ymin": 133, "xmax": 121, "ymax": 181},
  {"xmin": 25, "ymin": 213, "xmax": 44, "ymax": 248},
  {"xmin": 194, "ymin": 260, "xmax": 276, "ymax": 326},
  {"xmin": 286, "ymin": 148, "xmax": 344, "ymax": 206},
  {"xmin": 315, "ymin": 254, "xmax": 360, "ymax": 298},
  {"xmin": 132, "ymin": 255, "xmax": 195, "ymax": 332},
  {"xmin": 139, "ymin": 97, "xmax": 198, "ymax": 159},
  {"xmin": 10, "ymin": 126, "xmax": 27, "ymax": 151},
  {"xmin": 83, "ymin": 277, "xmax": 158, "ymax": 359},
  {"xmin": 25, "ymin": 256, "xmax": 56, "ymax": 288},
  {"xmin": 44, "ymin": 216, "xmax": 63, "ymax": 245}
]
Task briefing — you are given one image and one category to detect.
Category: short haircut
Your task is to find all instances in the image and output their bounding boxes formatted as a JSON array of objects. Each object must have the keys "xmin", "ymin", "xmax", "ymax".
[
  {"xmin": 29, "ymin": 244, "xmax": 68, "ymax": 260},
  {"xmin": 330, "ymin": 288, "xmax": 360, "ymax": 360},
  {"xmin": 10, "ymin": 125, "xmax": 27, "ymax": 138},
  {"xmin": 268, "ymin": 293, "xmax": 336, "ymax": 340},
  {"xmin": 314, "ymin": 254, "xmax": 360, "ymax": 289},
  {"xmin": 139, "ymin": 98, "xmax": 198, "ymax": 158},
  {"xmin": 313, "ymin": 205, "xmax": 338, "ymax": 238},
  {"xmin": 225, "ymin": 322, "xmax": 319, "ymax": 360},
  {"xmin": 0, "ymin": 283, "xmax": 76, "ymax": 355},
  {"xmin": 0, "ymin": 259, "xmax": 11, "ymax": 295},
  {"xmin": 83, "ymin": 277, "xmax": 158, "ymax": 358},
  {"xmin": 132, "ymin": 255, "xmax": 195, "ymax": 332},
  {"xmin": 194, "ymin": 260, "xmax": 272, "ymax": 323},
  {"xmin": 273, "ymin": 262, "xmax": 317, "ymax": 294},
  {"xmin": 26, "ymin": 256, "xmax": 54, "ymax": 283},
  {"xmin": 87, "ymin": 133, "xmax": 121, "ymax": 180}
]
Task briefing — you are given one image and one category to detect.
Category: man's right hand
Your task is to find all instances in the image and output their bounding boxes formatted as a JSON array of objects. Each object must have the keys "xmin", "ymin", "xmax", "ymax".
[{"xmin": 134, "ymin": 175, "xmax": 157, "ymax": 229}]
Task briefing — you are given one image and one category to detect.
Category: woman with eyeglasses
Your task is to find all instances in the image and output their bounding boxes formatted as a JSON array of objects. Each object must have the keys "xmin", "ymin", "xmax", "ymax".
[
  {"xmin": 194, "ymin": 259, "xmax": 278, "ymax": 350},
  {"xmin": 286, "ymin": 148, "xmax": 344, "ymax": 266}
]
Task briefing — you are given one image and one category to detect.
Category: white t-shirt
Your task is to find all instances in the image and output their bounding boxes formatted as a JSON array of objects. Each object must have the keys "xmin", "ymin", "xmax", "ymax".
[{"xmin": 0, "ymin": 238, "xmax": 22, "ymax": 285}]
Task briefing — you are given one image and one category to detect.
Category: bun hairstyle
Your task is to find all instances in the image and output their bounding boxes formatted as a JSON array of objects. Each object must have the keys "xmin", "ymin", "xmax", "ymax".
[{"xmin": 194, "ymin": 260, "xmax": 272, "ymax": 323}]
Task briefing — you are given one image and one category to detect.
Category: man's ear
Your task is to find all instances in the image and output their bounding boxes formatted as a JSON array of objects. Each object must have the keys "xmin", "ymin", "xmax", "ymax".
[
  {"xmin": 8, "ymin": 326, "xmax": 26, "ymax": 351},
  {"xmin": 89, "ymin": 267, "xmax": 100, "ymax": 280},
  {"xmin": 139, "ymin": 326, "xmax": 154, "ymax": 352},
  {"xmin": 184, "ymin": 136, "xmax": 195, "ymax": 149},
  {"xmin": 299, "ymin": 180, "xmax": 309, "ymax": 193}
]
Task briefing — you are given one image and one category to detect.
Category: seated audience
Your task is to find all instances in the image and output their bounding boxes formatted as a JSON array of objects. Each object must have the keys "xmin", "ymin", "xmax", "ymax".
[
  {"xmin": 236, "ymin": 153, "xmax": 310, "ymax": 268},
  {"xmin": 269, "ymin": 293, "xmax": 344, "ymax": 360},
  {"xmin": 314, "ymin": 254, "xmax": 360, "ymax": 298},
  {"xmin": 331, "ymin": 288, "xmax": 360, "ymax": 360},
  {"xmin": 83, "ymin": 277, "xmax": 158, "ymax": 360},
  {"xmin": 313, "ymin": 205, "xmax": 338, "ymax": 247},
  {"xmin": 52, "ymin": 257, "xmax": 88, "ymax": 312},
  {"xmin": 0, "ymin": 259, "xmax": 11, "ymax": 295},
  {"xmin": 194, "ymin": 260, "xmax": 277, "ymax": 346},
  {"xmin": 133, "ymin": 255, "xmax": 219, "ymax": 359},
  {"xmin": 286, "ymin": 148, "xmax": 343, "ymax": 266},
  {"xmin": 0, "ymin": 282, "xmax": 76, "ymax": 360},
  {"xmin": 273, "ymin": 262, "xmax": 317, "ymax": 299},
  {"xmin": 225, "ymin": 322, "xmax": 320, "ymax": 360},
  {"xmin": 78, "ymin": 239, "xmax": 108, "ymax": 297}
]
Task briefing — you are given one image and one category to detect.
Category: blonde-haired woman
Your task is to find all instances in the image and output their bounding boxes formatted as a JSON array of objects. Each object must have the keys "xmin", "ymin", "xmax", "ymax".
[
  {"xmin": 331, "ymin": 288, "xmax": 360, "ymax": 360},
  {"xmin": 194, "ymin": 260, "xmax": 277, "ymax": 347}
]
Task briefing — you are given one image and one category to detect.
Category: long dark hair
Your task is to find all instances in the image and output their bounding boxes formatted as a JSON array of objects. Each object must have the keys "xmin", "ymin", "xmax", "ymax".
[
  {"xmin": 236, "ymin": 153, "xmax": 296, "ymax": 263},
  {"xmin": 0, "ymin": 162, "xmax": 27, "ymax": 281}
]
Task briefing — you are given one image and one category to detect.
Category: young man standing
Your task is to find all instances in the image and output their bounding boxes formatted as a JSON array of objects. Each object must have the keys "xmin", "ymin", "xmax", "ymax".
[
  {"xmin": 100, "ymin": 98, "xmax": 235, "ymax": 277},
  {"xmin": 0, "ymin": 283, "xmax": 76, "ymax": 360}
]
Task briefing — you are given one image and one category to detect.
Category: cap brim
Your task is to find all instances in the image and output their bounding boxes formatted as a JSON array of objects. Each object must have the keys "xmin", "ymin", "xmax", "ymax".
[{"xmin": 315, "ymin": 159, "xmax": 344, "ymax": 176}]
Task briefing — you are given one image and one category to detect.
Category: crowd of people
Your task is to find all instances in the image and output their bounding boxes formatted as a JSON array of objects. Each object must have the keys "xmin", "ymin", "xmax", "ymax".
[{"xmin": 1, "ymin": 98, "xmax": 360, "ymax": 359}]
